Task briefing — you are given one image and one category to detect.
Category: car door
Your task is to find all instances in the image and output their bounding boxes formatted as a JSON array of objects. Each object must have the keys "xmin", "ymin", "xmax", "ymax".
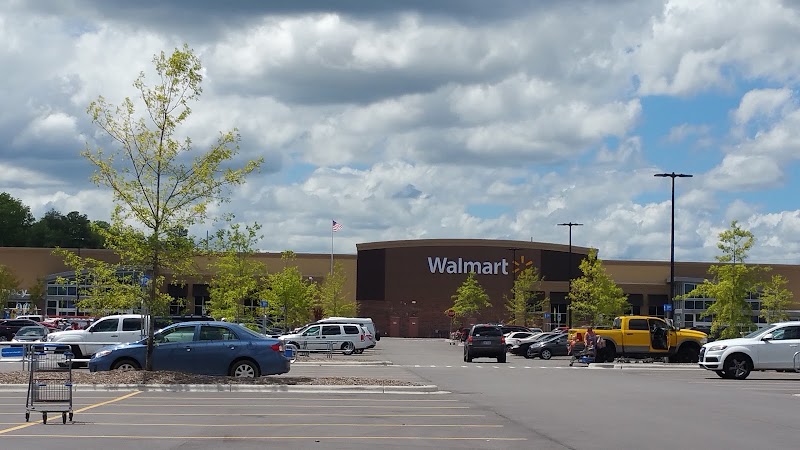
[
  {"xmin": 647, "ymin": 318, "xmax": 670, "ymax": 353},
  {"xmin": 84, "ymin": 317, "xmax": 122, "ymax": 355},
  {"xmin": 300, "ymin": 325, "xmax": 322, "ymax": 351},
  {"xmin": 196, "ymin": 325, "xmax": 244, "ymax": 375},
  {"xmin": 151, "ymin": 324, "xmax": 198, "ymax": 372},
  {"xmin": 121, "ymin": 317, "xmax": 144, "ymax": 344},
  {"xmin": 758, "ymin": 326, "xmax": 800, "ymax": 369},
  {"xmin": 554, "ymin": 335, "xmax": 570, "ymax": 356},
  {"xmin": 320, "ymin": 325, "xmax": 343, "ymax": 352},
  {"xmin": 623, "ymin": 318, "xmax": 650, "ymax": 353}
]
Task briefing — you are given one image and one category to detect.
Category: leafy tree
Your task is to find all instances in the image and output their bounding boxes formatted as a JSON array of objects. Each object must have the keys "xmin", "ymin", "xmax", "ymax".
[
  {"xmin": 263, "ymin": 251, "xmax": 317, "ymax": 331},
  {"xmin": 81, "ymin": 45, "xmax": 262, "ymax": 370},
  {"xmin": 0, "ymin": 265, "xmax": 20, "ymax": 311},
  {"xmin": 317, "ymin": 262, "xmax": 357, "ymax": 318},
  {"xmin": 26, "ymin": 277, "xmax": 47, "ymax": 307},
  {"xmin": 568, "ymin": 248, "xmax": 629, "ymax": 326},
  {"xmin": 505, "ymin": 267, "xmax": 547, "ymax": 326},
  {"xmin": 54, "ymin": 247, "xmax": 144, "ymax": 318},
  {"xmin": 29, "ymin": 209, "xmax": 103, "ymax": 248},
  {"xmin": 0, "ymin": 193, "xmax": 34, "ymax": 246},
  {"xmin": 449, "ymin": 272, "xmax": 491, "ymax": 318},
  {"xmin": 683, "ymin": 221, "xmax": 766, "ymax": 339},
  {"xmin": 206, "ymin": 223, "xmax": 268, "ymax": 322},
  {"xmin": 759, "ymin": 274, "xmax": 793, "ymax": 323}
]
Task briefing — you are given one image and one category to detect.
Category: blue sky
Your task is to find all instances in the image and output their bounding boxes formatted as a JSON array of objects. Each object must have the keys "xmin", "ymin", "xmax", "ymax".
[{"xmin": 1, "ymin": 0, "xmax": 800, "ymax": 264}]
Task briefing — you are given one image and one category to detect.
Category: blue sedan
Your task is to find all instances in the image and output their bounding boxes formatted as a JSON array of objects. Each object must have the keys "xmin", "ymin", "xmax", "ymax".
[{"xmin": 88, "ymin": 321, "xmax": 290, "ymax": 377}]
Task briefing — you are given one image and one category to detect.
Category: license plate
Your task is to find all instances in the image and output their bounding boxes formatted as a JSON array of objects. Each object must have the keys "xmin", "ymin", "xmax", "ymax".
[{"xmin": 482, "ymin": 341, "xmax": 492, "ymax": 345}]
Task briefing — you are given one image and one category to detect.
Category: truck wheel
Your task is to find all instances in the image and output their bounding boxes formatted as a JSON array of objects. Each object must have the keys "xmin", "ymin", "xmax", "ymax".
[
  {"xmin": 674, "ymin": 344, "xmax": 700, "ymax": 363},
  {"xmin": 723, "ymin": 354, "xmax": 752, "ymax": 380}
]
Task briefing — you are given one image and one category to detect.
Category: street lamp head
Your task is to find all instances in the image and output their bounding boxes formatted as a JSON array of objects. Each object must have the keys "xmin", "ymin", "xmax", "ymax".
[
  {"xmin": 654, "ymin": 172, "xmax": 693, "ymax": 178},
  {"xmin": 557, "ymin": 222, "xmax": 583, "ymax": 227}
]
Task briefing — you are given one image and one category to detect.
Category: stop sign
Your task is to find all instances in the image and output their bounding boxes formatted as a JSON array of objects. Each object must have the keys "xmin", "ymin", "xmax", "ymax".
[{"xmin": 446, "ymin": 309, "xmax": 455, "ymax": 318}]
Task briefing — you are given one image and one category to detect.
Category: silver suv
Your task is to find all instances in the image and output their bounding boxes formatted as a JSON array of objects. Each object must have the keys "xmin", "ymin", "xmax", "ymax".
[{"xmin": 464, "ymin": 324, "xmax": 506, "ymax": 363}]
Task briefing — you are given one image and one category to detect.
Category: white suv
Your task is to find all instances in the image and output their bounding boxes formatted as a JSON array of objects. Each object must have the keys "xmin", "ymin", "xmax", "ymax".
[
  {"xmin": 698, "ymin": 321, "xmax": 800, "ymax": 380},
  {"xmin": 280, "ymin": 323, "xmax": 371, "ymax": 355}
]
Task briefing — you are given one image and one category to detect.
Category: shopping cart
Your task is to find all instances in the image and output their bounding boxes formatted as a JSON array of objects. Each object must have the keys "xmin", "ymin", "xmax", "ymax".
[{"xmin": 25, "ymin": 343, "xmax": 74, "ymax": 424}]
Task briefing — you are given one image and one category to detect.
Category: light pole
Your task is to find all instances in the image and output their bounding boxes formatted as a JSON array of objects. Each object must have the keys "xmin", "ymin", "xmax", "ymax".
[
  {"xmin": 507, "ymin": 247, "xmax": 520, "ymax": 325},
  {"xmin": 557, "ymin": 222, "xmax": 582, "ymax": 328},
  {"xmin": 654, "ymin": 172, "xmax": 693, "ymax": 321}
]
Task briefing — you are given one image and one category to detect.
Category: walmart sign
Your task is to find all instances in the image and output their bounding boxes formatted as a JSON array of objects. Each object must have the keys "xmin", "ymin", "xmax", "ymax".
[{"xmin": 427, "ymin": 257, "xmax": 509, "ymax": 275}]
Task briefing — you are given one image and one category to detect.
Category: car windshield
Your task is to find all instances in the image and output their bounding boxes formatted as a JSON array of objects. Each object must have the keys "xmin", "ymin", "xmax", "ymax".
[
  {"xmin": 17, "ymin": 327, "xmax": 45, "ymax": 336},
  {"xmin": 743, "ymin": 326, "xmax": 772, "ymax": 339},
  {"xmin": 472, "ymin": 326, "xmax": 502, "ymax": 337}
]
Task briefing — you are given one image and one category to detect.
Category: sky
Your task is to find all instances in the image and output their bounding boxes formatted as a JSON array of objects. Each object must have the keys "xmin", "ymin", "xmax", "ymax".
[{"xmin": 1, "ymin": 0, "xmax": 800, "ymax": 264}]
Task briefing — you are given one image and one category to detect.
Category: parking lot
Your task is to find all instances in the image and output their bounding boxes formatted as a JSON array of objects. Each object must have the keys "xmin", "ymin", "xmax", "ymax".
[
  {"xmin": 0, "ymin": 390, "xmax": 536, "ymax": 450},
  {"xmin": 2, "ymin": 338, "xmax": 800, "ymax": 449}
]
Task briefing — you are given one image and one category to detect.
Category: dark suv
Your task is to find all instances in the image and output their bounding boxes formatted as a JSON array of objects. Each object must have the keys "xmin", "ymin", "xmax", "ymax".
[
  {"xmin": 0, "ymin": 319, "xmax": 40, "ymax": 341},
  {"xmin": 464, "ymin": 324, "xmax": 506, "ymax": 363}
]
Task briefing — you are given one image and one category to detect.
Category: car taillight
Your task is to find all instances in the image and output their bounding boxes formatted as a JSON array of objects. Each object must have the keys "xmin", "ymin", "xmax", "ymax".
[
  {"xmin": 501, "ymin": 336, "xmax": 505, "ymax": 344},
  {"xmin": 467, "ymin": 336, "xmax": 473, "ymax": 343},
  {"xmin": 270, "ymin": 343, "xmax": 283, "ymax": 352},
  {"xmin": 361, "ymin": 334, "xmax": 364, "ymax": 341}
]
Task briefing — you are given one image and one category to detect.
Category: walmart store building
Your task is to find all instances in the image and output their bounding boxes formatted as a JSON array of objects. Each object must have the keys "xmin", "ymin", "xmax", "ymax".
[{"xmin": 2, "ymin": 239, "xmax": 799, "ymax": 337}]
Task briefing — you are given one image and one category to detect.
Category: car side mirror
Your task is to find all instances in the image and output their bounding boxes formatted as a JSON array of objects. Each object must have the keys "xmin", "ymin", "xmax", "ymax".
[{"xmin": 762, "ymin": 333, "xmax": 774, "ymax": 341}]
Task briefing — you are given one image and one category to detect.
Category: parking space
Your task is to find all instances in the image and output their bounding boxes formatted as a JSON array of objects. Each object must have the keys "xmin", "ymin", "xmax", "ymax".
[{"xmin": 0, "ymin": 390, "xmax": 530, "ymax": 449}]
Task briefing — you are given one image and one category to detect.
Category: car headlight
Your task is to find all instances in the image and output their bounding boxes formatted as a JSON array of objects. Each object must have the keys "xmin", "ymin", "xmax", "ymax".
[
  {"xmin": 700, "ymin": 337, "xmax": 708, "ymax": 344},
  {"xmin": 92, "ymin": 349, "xmax": 113, "ymax": 359},
  {"xmin": 707, "ymin": 345, "xmax": 727, "ymax": 352}
]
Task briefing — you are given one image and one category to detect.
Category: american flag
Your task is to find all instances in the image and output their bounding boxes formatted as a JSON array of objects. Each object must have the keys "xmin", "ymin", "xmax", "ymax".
[{"xmin": 332, "ymin": 220, "xmax": 343, "ymax": 232}]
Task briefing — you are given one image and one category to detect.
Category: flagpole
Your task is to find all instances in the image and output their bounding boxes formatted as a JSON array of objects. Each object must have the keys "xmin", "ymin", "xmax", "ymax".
[{"xmin": 330, "ymin": 219, "xmax": 334, "ymax": 276}]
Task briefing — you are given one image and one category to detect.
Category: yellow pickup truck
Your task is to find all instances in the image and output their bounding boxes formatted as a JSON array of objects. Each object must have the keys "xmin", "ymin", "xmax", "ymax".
[{"xmin": 570, "ymin": 315, "xmax": 708, "ymax": 363}]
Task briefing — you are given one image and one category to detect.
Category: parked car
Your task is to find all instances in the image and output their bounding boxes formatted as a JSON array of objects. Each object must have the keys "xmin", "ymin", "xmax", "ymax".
[
  {"xmin": 280, "ymin": 323, "xmax": 371, "ymax": 355},
  {"xmin": 0, "ymin": 319, "xmax": 40, "ymax": 341},
  {"xmin": 698, "ymin": 321, "xmax": 800, "ymax": 380},
  {"xmin": 312, "ymin": 317, "xmax": 379, "ymax": 343},
  {"xmin": 526, "ymin": 333, "xmax": 570, "ymax": 359},
  {"xmin": 88, "ymin": 321, "xmax": 290, "ymax": 377},
  {"xmin": 464, "ymin": 324, "xmax": 506, "ymax": 363},
  {"xmin": 10, "ymin": 325, "xmax": 50, "ymax": 343},
  {"xmin": 509, "ymin": 332, "xmax": 558, "ymax": 356},
  {"xmin": 500, "ymin": 325, "xmax": 533, "ymax": 335},
  {"xmin": 504, "ymin": 331, "xmax": 539, "ymax": 350}
]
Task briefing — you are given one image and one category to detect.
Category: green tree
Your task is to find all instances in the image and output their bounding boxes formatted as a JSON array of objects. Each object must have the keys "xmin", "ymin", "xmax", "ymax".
[
  {"xmin": 449, "ymin": 272, "xmax": 491, "ymax": 318},
  {"xmin": 29, "ymin": 209, "xmax": 102, "ymax": 248},
  {"xmin": 759, "ymin": 274, "xmax": 793, "ymax": 323},
  {"xmin": 0, "ymin": 265, "xmax": 20, "ymax": 315},
  {"xmin": 568, "ymin": 249, "xmax": 629, "ymax": 326},
  {"xmin": 317, "ymin": 262, "xmax": 357, "ymax": 317},
  {"xmin": 683, "ymin": 221, "xmax": 766, "ymax": 339},
  {"xmin": 81, "ymin": 45, "xmax": 262, "ymax": 370},
  {"xmin": 54, "ymin": 247, "xmax": 144, "ymax": 317},
  {"xmin": 263, "ymin": 251, "xmax": 317, "ymax": 331},
  {"xmin": 505, "ymin": 267, "xmax": 547, "ymax": 326},
  {"xmin": 206, "ymin": 223, "xmax": 268, "ymax": 323},
  {"xmin": 0, "ymin": 193, "xmax": 34, "ymax": 247}
]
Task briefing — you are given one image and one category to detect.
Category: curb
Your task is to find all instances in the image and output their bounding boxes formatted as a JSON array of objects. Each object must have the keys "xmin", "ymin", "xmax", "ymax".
[
  {"xmin": 589, "ymin": 363, "xmax": 701, "ymax": 370},
  {"xmin": 293, "ymin": 360, "xmax": 393, "ymax": 366},
  {"xmin": 0, "ymin": 383, "xmax": 440, "ymax": 394}
]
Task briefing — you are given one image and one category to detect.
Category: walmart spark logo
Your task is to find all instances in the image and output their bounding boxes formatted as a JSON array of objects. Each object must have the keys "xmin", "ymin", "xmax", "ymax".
[{"xmin": 512, "ymin": 255, "xmax": 533, "ymax": 275}]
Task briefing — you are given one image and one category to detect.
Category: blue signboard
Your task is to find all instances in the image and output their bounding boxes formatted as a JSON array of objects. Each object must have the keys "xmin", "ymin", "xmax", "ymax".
[
  {"xmin": 260, "ymin": 300, "xmax": 269, "ymax": 308},
  {"xmin": 140, "ymin": 275, "xmax": 151, "ymax": 287},
  {"xmin": 543, "ymin": 313, "xmax": 551, "ymax": 319},
  {"xmin": 664, "ymin": 303, "xmax": 673, "ymax": 312}
]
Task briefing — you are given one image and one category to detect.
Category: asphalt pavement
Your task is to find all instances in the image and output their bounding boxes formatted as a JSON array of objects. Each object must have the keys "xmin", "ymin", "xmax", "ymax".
[{"xmin": 2, "ymin": 338, "xmax": 800, "ymax": 449}]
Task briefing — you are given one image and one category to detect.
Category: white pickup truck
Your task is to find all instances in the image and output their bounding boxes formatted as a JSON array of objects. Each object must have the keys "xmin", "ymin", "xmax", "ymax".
[{"xmin": 44, "ymin": 314, "xmax": 148, "ymax": 358}]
